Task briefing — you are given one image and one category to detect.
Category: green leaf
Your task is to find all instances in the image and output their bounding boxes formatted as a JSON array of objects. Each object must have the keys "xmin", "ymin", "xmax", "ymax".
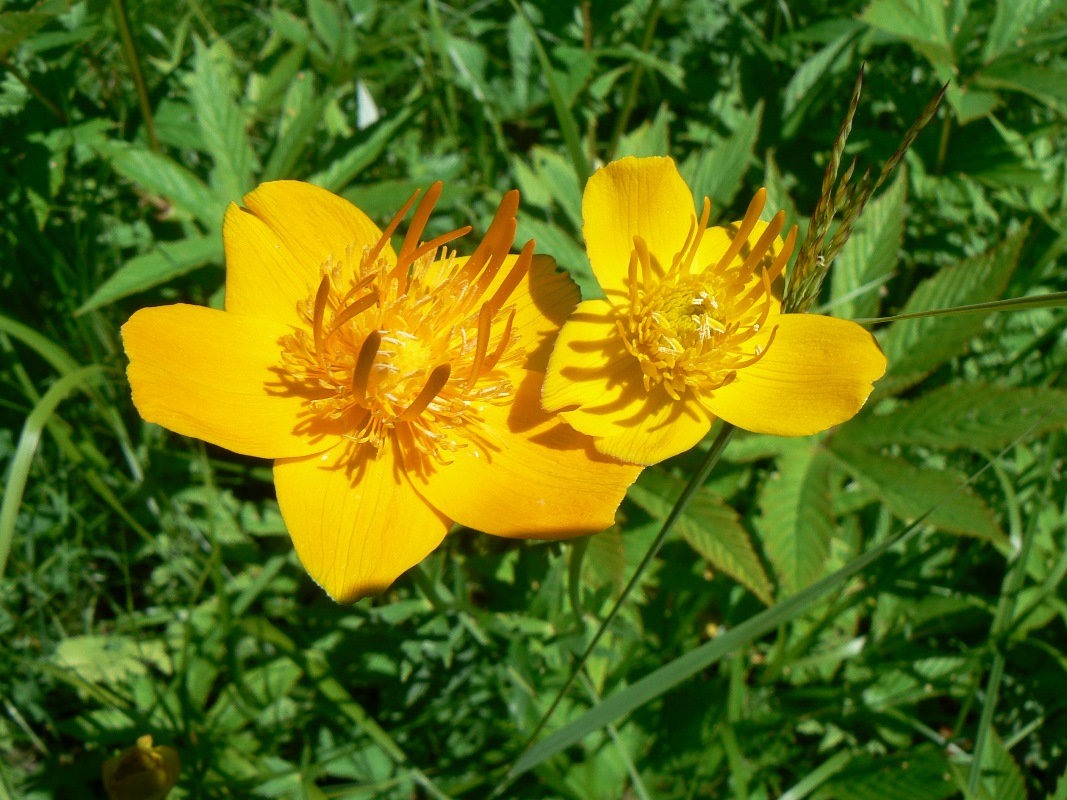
[
  {"xmin": 629, "ymin": 470, "xmax": 774, "ymax": 605},
  {"xmin": 615, "ymin": 103, "xmax": 670, "ymax": 161},
  {"xmin": 263, "ymin": 70, "xmax": 325, "ymax": 181},
  {"xmin": 861, "ymin": 0, "xmax": 953, "ymax": 68},
  {"xmin": 756, "ymin": 438, "xmax": 835, "ymax": 596},
  {"xmin": 0, "ymin": 10, "xmax": 54, "ymax": 58},
  {"xmin": 53, "ymin": 634, "xmax": 171, "ymax": 686},
  {"xmin": 977, "ymin": 60, "xmax": 1067, "ymax": 107},
  {"xmin": 878, "ymin": 226, "xmax": 1026, "ymax": 396},
  {"xmin": 514, "ymin": 217, "xmax": 596, "ymax": 297},
  {"xmin": 681, "ymin": 101, "xmax": 763, "ymax": 213},
  {"xmin": 77, "ymin": 235, "xmax": 222, "ymax": 314},
  {"xmin": 308, "ymin": 98, "xmax": 425, "ymax": 193},
  {"xmin": 984, "ymin": 0, "xmax": 1067, "ymax": 63},
  {"xmin": 186, "ymin": 37, "xmax": 257, "ymax": 203},
  {"xmin": 104, "ymin": 143, "xmax": 228, "ymax": 228},
  {"xmin": 831, "ymin": 168, "xmax": 907, "ymax": 319},
  {"xmin": 838, "ymin": 383, "xmax": 1067, "ymax": 451},
  {"xmin": 829, "ymin": 443, "xmax": 1005, "ymax": 542},
  {"xmin": 826, "ymin": 747, "xmax": 957, "ymax": 800}
]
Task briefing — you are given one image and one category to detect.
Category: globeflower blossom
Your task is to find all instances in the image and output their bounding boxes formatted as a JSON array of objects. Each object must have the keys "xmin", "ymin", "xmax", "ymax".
[
  {"xmin": 542, "ymin": 156, "xmax": 887, "ymax": 465},
  {"xmin": 123, "ymin": 181, "xmax": 640, "ymax": 601}
]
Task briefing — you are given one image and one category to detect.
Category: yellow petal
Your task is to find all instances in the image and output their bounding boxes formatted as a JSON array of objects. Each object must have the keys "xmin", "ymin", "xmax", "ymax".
[
  {"xmin": 222, "ymin": 203, "xmax": 306, "ymax": 329},
  {"xmin": 274, "ymin": 438, "xmax": 451, "ymax": 602},
  {"xmin": 583, "ymin": 156, "xmax": 695, "ymax": 299},
  {"xmin": 405, "ymin": 368, "xmax": 641, "ymax": 538},
  {"xmin": 704, "ymin": 314, "xmax": 887, "ymax": 436},
  {"xmin": 584, "ymin": 394, "xmax": 713, "ymax": 465},
  {"xmin": 123, "ymin": 304, "xmax": 343, "ymax": 458},
  {"xmin": 241, "ymin": 180, "xmax": 393, "ymax": 287},
  {"xmin": 541, "ymin": 298, "xmax": 629, "ymax": 413}
]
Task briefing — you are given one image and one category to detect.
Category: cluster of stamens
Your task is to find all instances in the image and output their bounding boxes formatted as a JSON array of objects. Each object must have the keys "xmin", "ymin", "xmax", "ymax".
[
  {"xmin": 280, "ymin": 184, "xmax": 532, "ymax": 463},
  {"xmin": 617, "ymin": 189, "xmax": 797, "ymax": 401}
]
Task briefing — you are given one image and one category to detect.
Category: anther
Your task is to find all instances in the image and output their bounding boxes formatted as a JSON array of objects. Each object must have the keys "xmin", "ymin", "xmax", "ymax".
[
  {"xmin": 312, "ymin": 274, "xmax": 331, "ymax": 356},
  {"xmin": 351, "ymin": 330, "xmax": 382, "ymax": 405},
  {"xmin": 399, "ymin": 364, "xmax": 452, "ymax": 421}
]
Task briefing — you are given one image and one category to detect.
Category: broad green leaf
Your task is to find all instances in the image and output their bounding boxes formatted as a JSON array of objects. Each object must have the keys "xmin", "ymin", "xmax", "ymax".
[
  {"xmin": 681, "ymin": 101, "xmax": 762, "ymax": 213},
  {"xmin": 104, "ymin": 143, "xmax": 228, "ymax": 228},
  {"xmin": 756, "ymin": 438, "xmax": 835, "ymax": 596},
  {"xmin": 186, "ymin": 37, "xmax": 257, "ymax": 204},
  {"xmin": 615, "ymin": 103, "xmax": 671, "ymax": 161},
  {"xmin": 878, "ymin": 227, "xmax": 1025, "ymax": 396},
  {"xmin": 308, "ymin": 99, "xmax": 426, "ymax": 193},
  {"xmin": 826, "ymin": 747, "xmax": 956, "ymax": 800},
  {"xmin": 77, "ymin": 235, "xmax": 222, "ymax": 314},
  {"xmin": 263, "ymin": 70, "xmax": 326, "ymax": 181},
  {"xmin": 951, "ymin": 728, "xmax": 1027, "ymax": 800},
  {"xmin": 0, "ymin": 10, "xmax": 54, "ymax": 58},
  {"xmin": 861, "ymin": 0, "xmax": 953, "ymax": 68},
  {"xmin": 781, "ymin": 26, "xmax": 859, "ymax": 137},
  {"xmin": 978, "ymin": 60, "xmax": 1067, "ymax": 107},
  {"xmin": 515, "ymin": 217, "xmax": 596, "ymax": 296},
  {"xmin": 831, "ymin": 169, "xmax": 907, "ymax": 319},
  {"xmin": 53, "ymin": 635, "xmax": 171, "ymax": 686},
  {"xmin": 838, "ymin": 383, "xmax": 1067, "ymax": 451},
  {"xmin": 984, "ymin": 0, "xmax": 1067, "ymax": 63},
  {"xmin": 829, "ymin": 443, "xmax": 1004, "ymax": 542},
  {"xmin": 629, "ymin": 470, "xmax": 774, "ymax": 605}
]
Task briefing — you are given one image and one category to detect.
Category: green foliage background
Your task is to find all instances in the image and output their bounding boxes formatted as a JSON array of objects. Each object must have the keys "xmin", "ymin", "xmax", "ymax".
[{"xmin": 2, "ymin": 0, "xmax": 1067, "ymax": 797}]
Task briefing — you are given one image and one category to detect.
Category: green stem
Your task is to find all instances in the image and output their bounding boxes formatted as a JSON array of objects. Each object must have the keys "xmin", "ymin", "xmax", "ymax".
[
  {"xmin": 607, "ymin": 0, "xmax": 662, "ymax": 158},
  {"xmin": 506, "ymin": 423, "xmax": 736, "ymax": 788},
  {"xmin": 111, "ymin": 0, "xmax": 159, "ymax": 151}
]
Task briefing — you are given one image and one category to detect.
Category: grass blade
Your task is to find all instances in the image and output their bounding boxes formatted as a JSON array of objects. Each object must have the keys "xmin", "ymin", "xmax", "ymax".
[
  {"xmin": 0, "ymin": 364, "xmax": 108, "ymax": 579},
  {"xmin": 505, "ymin": 422, "xmax": 1041, "ymax": 782}
]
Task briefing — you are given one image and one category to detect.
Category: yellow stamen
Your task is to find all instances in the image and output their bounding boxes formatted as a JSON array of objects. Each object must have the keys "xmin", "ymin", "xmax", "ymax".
[{"xmin": 710, "ymin": 188, "xmax": 766, "ymax": 274}]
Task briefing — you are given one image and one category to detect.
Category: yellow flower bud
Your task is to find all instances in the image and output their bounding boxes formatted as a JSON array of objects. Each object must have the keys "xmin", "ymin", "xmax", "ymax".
[{"xmin": 102, "ymin": 735, "xmax": 180, "ymax": 800}]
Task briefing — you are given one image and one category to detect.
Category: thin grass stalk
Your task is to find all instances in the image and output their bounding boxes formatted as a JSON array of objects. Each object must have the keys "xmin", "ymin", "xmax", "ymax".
[
  {"xmin": 607, "ymin": 0, "xmax": 663, "ymax": 159},
  {"xmin": 509, "ymin": 0, "xmax": 590, "ymax": 185},
  {"xmin": 503, "ymin": 418, "xmax": 1048, "ymax": 781},
  {"xmin": 501, "ymin": 422, "xmax": 737, "ymax": 790},
  {"xmin": 111, "ymin": 0, "xmax": 159, "ymax": 151},
  {"xmin": 967, "ymin": 453, "xmax": 1046, "ymax": 793}
]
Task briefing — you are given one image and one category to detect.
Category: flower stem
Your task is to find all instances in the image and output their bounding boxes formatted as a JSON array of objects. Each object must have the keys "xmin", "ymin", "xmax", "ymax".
[{"xmin": 512, "ymin": 422, "xmax": 737, "ymax": 776}]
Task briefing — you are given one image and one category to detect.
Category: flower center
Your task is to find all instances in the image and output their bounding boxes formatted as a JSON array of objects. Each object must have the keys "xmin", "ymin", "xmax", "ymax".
[
  {"xmin": 280, "ymin": 185, "xmax": 531, "ymax": 462},
  {"xmin": 616, "ymin": 190, "xmax": 795, "ymax": 401}
]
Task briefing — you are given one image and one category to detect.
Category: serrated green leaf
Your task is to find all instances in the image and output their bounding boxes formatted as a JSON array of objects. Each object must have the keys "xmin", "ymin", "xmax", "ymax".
[
  {"xmin": 629, "ymin": 470, "xmax": 774, "ymax": 605},
  {"xmin": 0, "ymin": 10, "xmax": 53, "ymax": 58},
  {"xmin": 187, "ymin": 37, "xmax": 257, "ymax": 203},
  {"xmin": 827, "ymin": 747, "xmax": 956, "ymax": 800},
  {"xmin": 861, "ymin": 0, "xmax": 953, "ymax": 67},
  {"xmin": 756, "ymin": 438, "xmax": 835, "ymax": 596},
  {"xmin": 977, "ymin": 60, "xmax": 1067, "ymax": 107},
  {"xmin": 681, "ymin": 101, "xmax": 762, "ymax": 213},
  {"xmin": 878, "ymin": 227, "xmax": 1025, "ymax": 396},
  {"xmin": 53, "ymin": 635, "xmax": 171, "ymax": 686},
  {"xmin": 104, "ymin": 143, "xmax": 228, "ymax": 228},
  {"xmin": 838, "ymin": 383, "xmax": 1067, "ymax": 451},
  {"xmin": 831, "ymin": 169, "xmax": 907, "ymax": 319},
  {"xmin": 78, "ymin": 235, "xmax": 222, "ymax": 313},
  {"xmin": 984, "ymin": 0, "xmax": 1067, "ymax": 63},
  {"xmin": 829, "ymin": 443, "xmax": 1005, "ymax": 542}
]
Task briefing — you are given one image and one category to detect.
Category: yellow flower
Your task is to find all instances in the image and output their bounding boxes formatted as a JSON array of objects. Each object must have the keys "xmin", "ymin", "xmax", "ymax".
[
  {"xmin": 542, "ymin": 156, "xmax": 887, "ymax": 465},
  {"xmin": 102, "ymin": 735, "xmax": 179, "ymax": 800},
  {"xmin": 123, "ymin": 181, "xmax": 640, "ymax": 601}
]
